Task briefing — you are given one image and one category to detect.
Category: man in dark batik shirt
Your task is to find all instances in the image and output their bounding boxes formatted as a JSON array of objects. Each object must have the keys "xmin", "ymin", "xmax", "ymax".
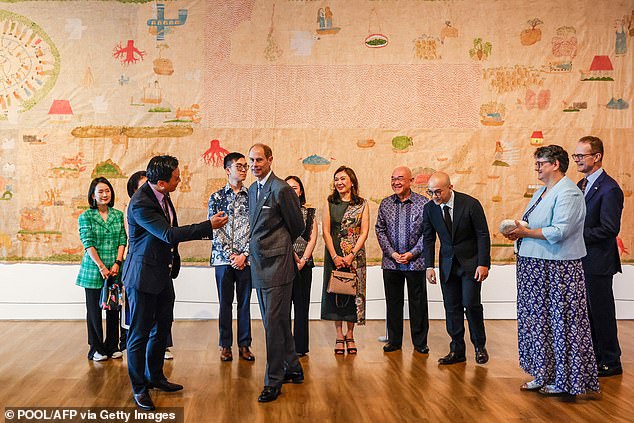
[
  {"xmin": 208, "ymin": 152, "xmax": 255, "ymax": 362},
  {"xmin": 375, "ymin": 166, "xmax": 430, "ymax": 354}
]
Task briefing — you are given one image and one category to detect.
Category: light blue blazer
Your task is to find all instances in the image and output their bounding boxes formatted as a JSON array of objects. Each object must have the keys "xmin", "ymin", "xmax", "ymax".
[{"xmin": 518, "ymin": 176, "xmax": 586, "ymax": 260}]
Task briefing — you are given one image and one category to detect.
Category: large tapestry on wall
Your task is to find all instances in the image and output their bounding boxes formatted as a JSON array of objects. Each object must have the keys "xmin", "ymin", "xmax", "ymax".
[{"xmin": 0, "ymin": 0, "xmax": 632, "ymax": 264}]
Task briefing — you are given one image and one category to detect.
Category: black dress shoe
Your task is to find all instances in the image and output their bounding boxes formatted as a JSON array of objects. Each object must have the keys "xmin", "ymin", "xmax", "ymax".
[
  {"xmin": 438, "ymin": 352, "xmax": 466, "ymax": 365},
  {"xmin": 414, "ymin": 345, "xmax": 429, "ymax": 354},
  {"xmin": 133, "ymin": 392, "xmax": 155, "ymax": 411},
  {"xmin": 383, "ymin": 343, "xmax": 402, "ymax": 352},
  {"xmin": 283, "ymin": 369, "xmax": 304, "ymax": 384},
  {"xmin": 598, "ymin": 364, "xmax": 623, "ymax": 377},
  {"xmin": 475, "ymin": 348, "xmax": 489, "ymax": 364},
  {"xmin": 258, "ymin": 386, "xmax": 281, "ymax": 402},
  {"xmin": 149, "ymin": 379, "xmax": 183, "ymax": 392}
]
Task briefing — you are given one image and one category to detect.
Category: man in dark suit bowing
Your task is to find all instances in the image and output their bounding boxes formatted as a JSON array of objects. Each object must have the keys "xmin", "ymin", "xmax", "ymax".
[
  {"xmin": 248, "ymin": 143, "xmax": 305, "ymax": 402},
  {"xmin": 123, "ymin": 155, "xmax": 228, "ymax": 410},
  {"xmin": 573, "ymin": 136, "xmax": 624, "ymax": 377},
  {"xmin": 423, "ymin": 171, "xmax": 491, "ymax": 365}
]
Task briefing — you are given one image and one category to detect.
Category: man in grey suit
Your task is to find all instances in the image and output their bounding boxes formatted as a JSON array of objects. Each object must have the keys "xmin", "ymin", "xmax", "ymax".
[{"xmin": 248, "ymin": 143, "xmax": 305, "ymax": 402}]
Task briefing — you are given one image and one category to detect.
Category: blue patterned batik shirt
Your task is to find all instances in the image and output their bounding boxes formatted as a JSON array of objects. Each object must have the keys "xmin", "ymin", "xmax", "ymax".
[
  {"xmin": 375, "ymin": 191, "xmax": 428, "ymax": 271},
  {"xmin": 207, "ymin": 183, "xmax": 250, "ymax": 266}
]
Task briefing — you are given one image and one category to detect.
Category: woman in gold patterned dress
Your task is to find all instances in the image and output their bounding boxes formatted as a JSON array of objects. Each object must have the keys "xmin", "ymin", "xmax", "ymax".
[{"xmin": 321, "ymin": 166, "xmax": 370, "ymax": 355}]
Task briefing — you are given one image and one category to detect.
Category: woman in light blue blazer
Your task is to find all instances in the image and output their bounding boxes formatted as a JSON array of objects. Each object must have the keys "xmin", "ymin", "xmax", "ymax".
[{"xmin": 505, "ymin": 145, "xmax": 599, "ymax": 396}]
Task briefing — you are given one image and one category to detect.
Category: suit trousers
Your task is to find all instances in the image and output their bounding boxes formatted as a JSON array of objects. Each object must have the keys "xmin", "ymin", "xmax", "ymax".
[
  {"xmin": 84, "ymin": 288, "xmax": 119, "ymax": 358},
  {"xmin": 291, "ymin": 266, "xmax": 313, "ymax": 354},
  {"xmin": 440, "ymin": 261, "xmax": 486, "ymax": 355},
  {"xmin": 126, "ymin": 283, "xmax": 175, "ymax": 394},
  {"xmin": 585, "ymin": 273, "xmax": 622, "ymax": 367},
  {"xmin": 256, "ymin": 282, "xmax": 302, "ymax": 388},
  {"xmin": 120, "ymin": 325, "xmax": 173, "ymax": 352},
  {"xmin": 383, "ymin": 269, "xmax": 429, "ymax": 348},
  {"xmin": 215, "ymin": 265, "xmax": 253, "ymax": 348}
]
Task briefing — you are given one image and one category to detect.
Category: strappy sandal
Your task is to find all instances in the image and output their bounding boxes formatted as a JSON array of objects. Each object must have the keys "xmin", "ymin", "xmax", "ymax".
[
  {"xmin": 334, "ymin": 339, "xmax": 345, "ymax": 355},
  {"xmin": 344, "ymin": 336, "xmax": 357, "ymax": 354}
]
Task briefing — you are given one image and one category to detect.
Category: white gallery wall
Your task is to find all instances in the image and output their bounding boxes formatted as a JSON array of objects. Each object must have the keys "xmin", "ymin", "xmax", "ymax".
[{"xmin": 1, "ymin": 263, "xmax": 632, "ymax": 320}]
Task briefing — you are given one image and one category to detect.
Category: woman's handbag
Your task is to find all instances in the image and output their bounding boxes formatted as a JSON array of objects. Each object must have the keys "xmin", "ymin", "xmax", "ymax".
[
  {"xmin": 327, "ymin": 270, "xmax": 357, "ymax": 296},
  {"xmin": 100, "ymin": 276, "xmax": 121, "ymax": 311}
]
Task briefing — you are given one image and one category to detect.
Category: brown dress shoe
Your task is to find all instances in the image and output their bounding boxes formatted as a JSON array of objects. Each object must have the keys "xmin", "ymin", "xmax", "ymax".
[
  {"xmin": 239, "ymin": 346, "xmax": 255, "ymax": 361},
  {"xmin": 220, "ymin": 347, "xmax": 233, "ymax": 362}
]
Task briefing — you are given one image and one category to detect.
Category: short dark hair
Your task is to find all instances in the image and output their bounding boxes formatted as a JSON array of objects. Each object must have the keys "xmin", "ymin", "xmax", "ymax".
[
  {"xmin": 534, "ymin": 145, "xmax": 569, "ymax": 173},
  {"xmin": 88, "ymin": 177, "xmax": 115, "ymax": 209},
  {"xmin": 285, "ymin": 175, "xmax": 306, "ymax": 205},
  {"xmin": 248, "ymin": 143, "xmax": 273, "ymax": 158},
  {"xmin": 146, "ymin": 155, "xmax": 178, "ymax": 184},
  {"xmin": 578, "ymin": 135, "xmax": 604, "ymax": 159},
  {"xmin": 224, "ymin": 152, "xmax": 245, "ymax": 169},
  {"xmin": 127, "ymin": 170, "xmax": 147, "ymax": 198},
  {"xmin": 328, "ymin": 166, "xmax": 363, "ymax": 206}
]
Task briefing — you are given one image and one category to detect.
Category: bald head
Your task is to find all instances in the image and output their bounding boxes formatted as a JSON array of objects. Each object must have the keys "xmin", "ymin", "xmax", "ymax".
[
  {"xmin": 428, "ymin": 171, "xmax": 451, "ymax": 187},
  {"xmin": 393, "ymin": 166, "xmax": 412, "ymax": 179},
  {"xmin": 427, "ymin": 171, "xmax": 453, "ymax": 205}
]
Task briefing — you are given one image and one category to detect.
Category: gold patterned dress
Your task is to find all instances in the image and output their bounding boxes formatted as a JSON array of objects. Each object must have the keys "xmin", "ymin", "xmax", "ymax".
[{"xmin": 321, "ymin": 200, "xmax": 367, "ymax": 324}]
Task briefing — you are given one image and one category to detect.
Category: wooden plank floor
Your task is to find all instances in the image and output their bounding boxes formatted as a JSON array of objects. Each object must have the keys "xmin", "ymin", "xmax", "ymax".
[{"xmin": 1, "ymin": 320, "xmax": 633, "ymax": 422}]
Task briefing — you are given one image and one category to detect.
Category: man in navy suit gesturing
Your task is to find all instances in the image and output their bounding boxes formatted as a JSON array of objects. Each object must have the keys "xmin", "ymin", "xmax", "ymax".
[
  {"xmin": 573, "ymin": 136, "xmax": 624, "ymax": 377},
  {"xmin": 423, "ymin": 172, "xmax": 491, "ymax": 366},
  {"xmin": 123, "ymin": 156, "xmax": 228, "ymax": 410}
]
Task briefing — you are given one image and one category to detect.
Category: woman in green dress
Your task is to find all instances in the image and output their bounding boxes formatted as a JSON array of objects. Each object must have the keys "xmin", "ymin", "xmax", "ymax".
[
  {"xmin": 76, "ymin": 177, "xmax": 127, "ymax": 361},
  {"xmin": 321, "ymin": 166, "xmax": 369, "ymax": 354}
]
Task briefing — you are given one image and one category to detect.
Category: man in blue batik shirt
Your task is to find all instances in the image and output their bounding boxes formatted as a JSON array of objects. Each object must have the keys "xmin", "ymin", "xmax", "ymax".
[
  {"xmin": 375, "ymin": 166, "xmax": 430, "ymax": 354},
  {"xmin": 207, "ymin": 152, "xmax": 255, "ymax": 362}
]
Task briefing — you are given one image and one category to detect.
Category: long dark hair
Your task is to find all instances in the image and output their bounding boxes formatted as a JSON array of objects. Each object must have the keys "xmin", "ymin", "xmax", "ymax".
[
  {"xmin": 88, "ymin": 177, "xmax": 115, "ymax": 209},
  {"xmin": 284, "ymin": 175, "xmax": 306, "ymax": 205},
  {"xmin": 327, "ymin": 166, "xmax": 363, "ymax": 206}
]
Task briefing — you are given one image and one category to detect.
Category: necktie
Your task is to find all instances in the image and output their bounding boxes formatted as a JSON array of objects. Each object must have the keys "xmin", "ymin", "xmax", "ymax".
[
  {"xmin": 443, "ymin": 205, "xmax": 452, "ymax": 234},
  {"xmin": 162, "ymin": 194, "xmax": 171, "ymax": 225},
  {"xmin": 580, "ymin": 178, "xmax": 588, "ymax": 195},
  {"xmin": 256, "ymin": 182, "xmax": 262, "ymax": 200}
]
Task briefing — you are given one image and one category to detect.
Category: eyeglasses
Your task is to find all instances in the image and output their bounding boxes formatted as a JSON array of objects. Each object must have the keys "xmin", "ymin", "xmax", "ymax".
[
  {"xmin": 571, "ymin": 153, "xmax": 597, "ymax": 161},
  {"xmin": 391, "ymin": 176, "xmax": 411, "ymax": 182},
  {"xmin": 426, "ymin": 189, "xmax": 443, "ymax": 197},
  {"xmin": 232, "ymin": 164, "xmax": 248, "ymax": 171},
  {"xmin": 534, "ymin": 160, "xmax": 552, "ymax": 169}
]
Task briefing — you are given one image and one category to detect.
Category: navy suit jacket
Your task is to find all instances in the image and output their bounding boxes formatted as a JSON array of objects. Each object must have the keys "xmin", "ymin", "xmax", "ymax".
[
  {"xmin": 423, "ymin": 191, "xmax": 491, "ymax": 283},
  {"xmin": 578, "ymin": 170, "xmax": 623, "ymax": 276},
  {"xmin": 248, "ymin": 172, "xmax": 304, "ymax": 289},
  {"xmin": 122, "ymin": 182, "xmax": 212, "ymax": 295}
]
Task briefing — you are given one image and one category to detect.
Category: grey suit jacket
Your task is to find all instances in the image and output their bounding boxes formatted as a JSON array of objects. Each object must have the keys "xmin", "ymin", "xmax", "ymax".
[{"xmin": 248, "ymin": 172, "xmax": 305, "ymax": 288}]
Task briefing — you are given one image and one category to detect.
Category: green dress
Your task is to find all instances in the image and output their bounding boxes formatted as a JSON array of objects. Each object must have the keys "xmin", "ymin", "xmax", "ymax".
[{"xmin": 321, "ymin": 200, "xmax": 367, "ymax": 324}]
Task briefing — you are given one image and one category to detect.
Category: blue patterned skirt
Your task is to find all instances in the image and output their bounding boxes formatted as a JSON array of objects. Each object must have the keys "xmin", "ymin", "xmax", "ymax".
[{"xmin": 516, "ymin": 256, "xmax": 599, "ymax": 394}]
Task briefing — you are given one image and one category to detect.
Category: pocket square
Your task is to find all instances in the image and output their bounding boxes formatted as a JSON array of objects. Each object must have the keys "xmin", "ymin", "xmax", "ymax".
[{"xmin": 262, "ymin": 205, "xmax": 271, "ymax": 209}]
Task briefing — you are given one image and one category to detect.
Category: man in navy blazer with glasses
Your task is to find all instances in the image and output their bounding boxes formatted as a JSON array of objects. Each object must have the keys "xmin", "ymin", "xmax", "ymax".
[{"xmin": 573, "ymin": 136, "xmax": 624, "ymax": 377}]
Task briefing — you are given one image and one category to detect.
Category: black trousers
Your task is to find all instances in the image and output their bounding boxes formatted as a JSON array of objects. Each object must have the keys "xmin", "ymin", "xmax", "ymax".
[
  {"xmin": 440, "ymin": 261, "xmax": 486, "ymax": 355},
  {"xmin": 292, "ymin": 265, "xmax": 313, "ymax": 354},
  {"xmin": 585, "ymin": 273, "xmax": 622, "ymax": 367},
  {"xmin": 256, "ymin": 282, "xmax": 301, "ymax": 388},
  {"xmin": 120, "ymin": 325, "xmax": 173, "ymax": 352},
  {"xmin": 84, "ymin": 288, "xmax": 119, "ymax": 358},
  {"xmin": 126, "ymin": 283, "xmax": 174, "ymax": 395},
  {"xmin": 215, "ymin": 265, "xmax": 253, "ymax": 348},
  {"xmin": 383, "ymin": 269, "xmax": 429, "ymax": 348}
]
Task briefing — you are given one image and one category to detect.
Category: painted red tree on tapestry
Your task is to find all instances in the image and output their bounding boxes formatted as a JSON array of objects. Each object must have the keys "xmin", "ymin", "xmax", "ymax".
[{"xmin": 113, "ymin": 40, "xmax": 145, "ymax": 65}]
